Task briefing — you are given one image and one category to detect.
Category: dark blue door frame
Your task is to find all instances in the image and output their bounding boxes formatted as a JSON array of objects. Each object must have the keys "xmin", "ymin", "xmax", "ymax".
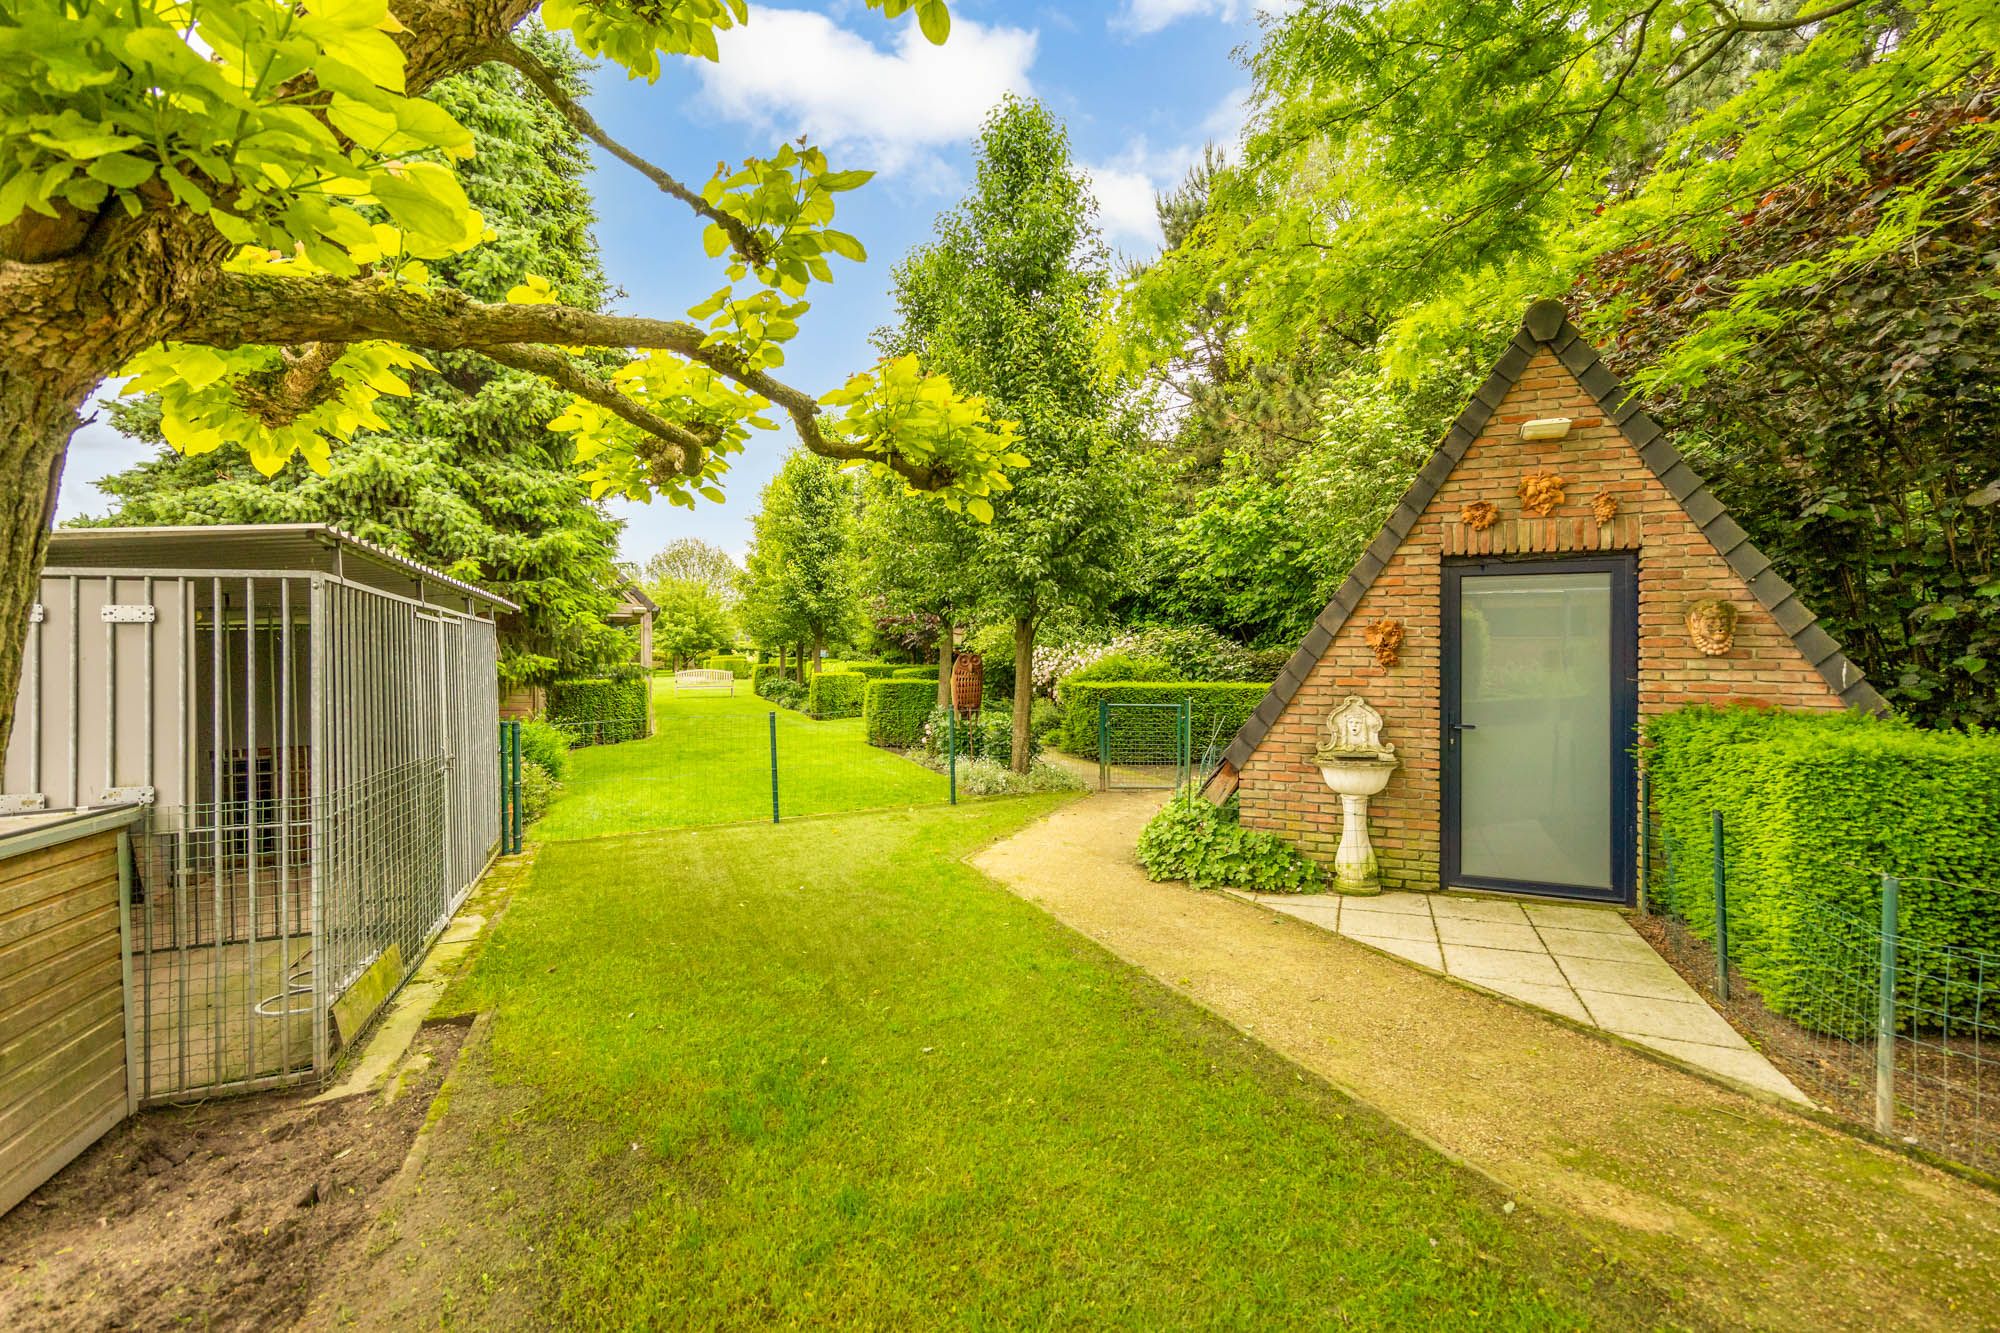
[{"xmin": 1440, "ymin": 553, "xmax": 1640, "ymax": 906}]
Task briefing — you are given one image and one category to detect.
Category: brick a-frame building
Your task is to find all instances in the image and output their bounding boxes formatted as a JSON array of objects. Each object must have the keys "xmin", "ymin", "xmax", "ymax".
[{"xmin": 1208, "ymin": 299, "xmax": 1884, "ymax": 906}]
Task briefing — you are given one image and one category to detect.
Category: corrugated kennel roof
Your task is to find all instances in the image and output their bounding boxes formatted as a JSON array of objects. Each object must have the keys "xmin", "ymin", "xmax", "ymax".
[{"xmin": 43, "ymin": 524, "xmax": 518, "ymax": 615}]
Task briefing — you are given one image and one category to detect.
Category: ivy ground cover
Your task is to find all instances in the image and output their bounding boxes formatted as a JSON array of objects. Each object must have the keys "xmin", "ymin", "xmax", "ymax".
[
  {"xmin": 417, "ymin": 801, "xmax": 1666, "ymax": 1326},
  {"xmin": 532, "ymin": 677, "xmax": 947, "ymax": 840}
]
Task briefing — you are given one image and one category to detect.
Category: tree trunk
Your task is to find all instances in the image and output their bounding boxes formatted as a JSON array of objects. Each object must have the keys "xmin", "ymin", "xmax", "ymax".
[
  {"xmin": 936, "ymin": 614, "xmax": 955, "ymax": 711},
  {"xmin": 779, "ymin": 644, "xmax": 788, "ymax": 680},
  {"xmin": 811, "ymin": 632, "xmax": 824, "ymax": 674},
  {"xmin": 0, "ymin": 378, "xmax": 81, "ymax": 763},
  {"xmin": 1010, "ymin": 616, "xmax": 1035, "ymax": 775}
]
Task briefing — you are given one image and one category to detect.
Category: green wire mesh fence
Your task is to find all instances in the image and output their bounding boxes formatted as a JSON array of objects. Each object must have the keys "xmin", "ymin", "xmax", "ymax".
[
  {"xmin": 1097, "ymin": 699, "xmax": 1190, "ymax": 791},
  {"xmin": 1639, "ymin": 797, "xmax": 2000, "ymax": 1176},
  {"xmin": 510, "ymin": 690, "xmax": 961, "ymax": 843}
]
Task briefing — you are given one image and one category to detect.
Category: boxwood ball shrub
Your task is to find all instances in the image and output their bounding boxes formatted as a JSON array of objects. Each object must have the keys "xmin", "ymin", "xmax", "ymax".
[
  {"xmin": 1646, "ymin": 705, "xmax": 2000, "ymax": 1036},
  {"xmin": 1056, "ymin": 682, "xmax": 1269, "ymax": 758},
  {"xmin": 546, "ymin": 676, "xmax": 650, "ymax": 746},
  {"xmin": 864, "ymin": 679, "xmax": 936, "ymax": 748},
  {"xmin": 1138, "ymin": 795, "xmax": 1323, "ymax": 894},
  {"xmin": 517, "ymin": 717, "xmax": 572, "ymax": 783},
  {"xmin": 703, "ymin": 653, "xmax": 752, "ymax": 679},
  {"xmin": 807, "ymin": 670, "xmax": 867, "ymax": 719}
]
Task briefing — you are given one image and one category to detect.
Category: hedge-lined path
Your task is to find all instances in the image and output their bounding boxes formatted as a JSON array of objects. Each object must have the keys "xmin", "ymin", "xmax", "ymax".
[{"xmin": 972, "ymin": 791, "xmax": 2000, "ymax": 1331}]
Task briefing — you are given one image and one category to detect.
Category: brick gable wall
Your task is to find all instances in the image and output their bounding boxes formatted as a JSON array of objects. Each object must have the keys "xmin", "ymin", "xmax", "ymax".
[{"xmin": 1235, "ymin": 348, "xmax": 1847, "ymax": 890}]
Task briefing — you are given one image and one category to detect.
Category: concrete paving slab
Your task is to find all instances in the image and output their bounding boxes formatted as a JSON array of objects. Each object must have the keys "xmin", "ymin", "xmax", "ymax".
[
  {"xmin": 1432, "ymin": 896, "xmax": 1531, "ymax": 925},
  {"xmin": 1347, "ymin": 932, "xmax": 1444, "ymax": 973},
  {"xmin": 1339, "ymin": 907, "xmax": 1438, "ymax": 942},
  {"xmin": 1630, "ymin": 1034, "xmax": 1809, "ymax": 1104},
  {"xmin": 1523, "ymin": 902, "xmax": 1628, "ymax": 934},
  {"xmin": 1443, "ymin": 943, "xmax": 1570, "ymax": 988},
  {"xmin": 1577, "ymin": 990, "xmax": 1744, "ymax": 1047},
  {"xmin": 1534, "ymin": 925, "xmax": 1661, "ymax": 963},
  {"xmin": 1554, "ymin": 953, "xmax": 1689, "ymax": 1000},
  {"xmin": 1433, "ymin": 916, "xmax": 1543, "ymax": 952},
  {"xmin": 1349, "ymin": 891, "xmax": 1434, "ymax": 916},
  {"xmin": 1473, "ymin": 978, "xmax": 1593, "ymax": 1024}
]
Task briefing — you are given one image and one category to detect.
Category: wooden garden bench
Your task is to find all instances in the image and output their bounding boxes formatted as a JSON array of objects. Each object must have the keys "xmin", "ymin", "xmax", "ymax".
[{"xmin": 674, "ymin": 668, "xmax": 735, "ymax": 695}]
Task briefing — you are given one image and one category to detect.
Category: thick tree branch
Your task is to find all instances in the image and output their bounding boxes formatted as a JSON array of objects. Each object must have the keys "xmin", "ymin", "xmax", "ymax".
[
  {"xmin": 483, "ymin": 39, "xmax": 768, "ymax": 268},
  {"xmin": 477, "ymin": 342, "xmax": 706, "ymax": 475},
  {"xmin": 175, "ymin": 273, "xmax": 951, "ymax": 488}
]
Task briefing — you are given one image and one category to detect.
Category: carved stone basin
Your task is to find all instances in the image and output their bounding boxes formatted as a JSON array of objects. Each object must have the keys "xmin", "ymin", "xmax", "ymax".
[{"xmin": 1313, "ymin": 697, "xmax": 1397, "ymax": 895}]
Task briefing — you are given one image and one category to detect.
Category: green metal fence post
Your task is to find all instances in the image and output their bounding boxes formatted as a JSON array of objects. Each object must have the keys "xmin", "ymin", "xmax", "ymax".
[
  {"xmin": 498, "ymin": 721, "xmax": 510, "ymax": 849},
  {"xmin": 1876, "ymin": 873, "xmax": 1899, "ymax": 1135},
  {"xmin": 508, "ymin": 720, "xmax": 523, "ymax": 854},
  {"xmin": 947, "ymin": 709, "xmax": 958, "ymax": 805},
  {"xmin": 1637, "ymin": 766, "xmax": 1650, "ymax": 915},
  {"xmin": 768, "ymin": 711, "xmax": 780, "ymax": 824},
  {"xmin": 1097, "ymin": 699, "xmax": 1110, "ymax": 791},
  {"xmin": 1711, "ymin": 809, "xmax": 1729, "ymax": 1002}
]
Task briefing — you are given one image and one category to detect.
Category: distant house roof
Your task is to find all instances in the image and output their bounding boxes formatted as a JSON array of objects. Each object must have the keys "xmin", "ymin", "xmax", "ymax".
[
  {"xmin": 1214, "ymin": 299, "xmax": 1884, "ymax": 783},
  {"xmin": 43, "ymin": 523, "xmax": 518, "ymax": 615}
]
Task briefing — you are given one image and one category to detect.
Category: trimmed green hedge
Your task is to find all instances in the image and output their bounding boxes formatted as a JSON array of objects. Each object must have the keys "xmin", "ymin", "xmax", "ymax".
[
  {"xmin": 1055, "ymin": 682, "xmax": 1269, "ymax": 759},
  {"xmin": 807, "ymin": 670, "xmax": 867, "ymax": 719},
  {"xmin": 1646, "ymin": 706, "xmax": 2000, "ymax": 1036},
  {"xmin": 703, "ymin": 653, "xmax": 752, "ymax": 679},
  {"xmin": 892, "ymin": 665, "xmax": 940, "ymax": 681},
  {"xmin": 864, "ymin": 679, "xmax": 936, "ymax": 747},
  {"xmin": 547, "ymin": 676, "xmax": 650, "ymax": 746},
  {"xmin": 750, "ymin": 662, "xmax": 799, "ymax": 693}
]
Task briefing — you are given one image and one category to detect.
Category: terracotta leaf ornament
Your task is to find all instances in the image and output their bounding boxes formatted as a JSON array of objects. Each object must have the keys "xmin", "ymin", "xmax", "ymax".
[
  {"xmin": 1518, "ymin": 472, "xmax": 1567, "ymax": 516},
  {"xmin": 1592, "ymin": 492, "xmax": 1620, "ymax": 524},
  {"xmin": 1459, "ymin": 500, "xmax": 1500, "ymax": 530},
  {"xmin": 1362, "ymin": 618, "xmax": 1405, "ymax": 669}
]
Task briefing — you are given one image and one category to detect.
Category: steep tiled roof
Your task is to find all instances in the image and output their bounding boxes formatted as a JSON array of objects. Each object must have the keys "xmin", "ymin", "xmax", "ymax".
[{"xmin": 1212, "ymin": 299, "xmax": 1885, "ymax": 787}]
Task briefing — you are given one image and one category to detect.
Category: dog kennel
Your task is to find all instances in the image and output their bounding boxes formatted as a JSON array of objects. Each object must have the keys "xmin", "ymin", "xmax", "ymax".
[{"xmin": 1, "ymin": 525, "xmax": 511, "ymax": 1102}]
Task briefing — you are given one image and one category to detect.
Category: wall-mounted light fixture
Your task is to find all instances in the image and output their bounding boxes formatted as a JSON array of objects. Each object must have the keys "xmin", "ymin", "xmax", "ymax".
[{"xmin": 1520, "ymin": 417, "xmax": 1572, "ymax": 441}]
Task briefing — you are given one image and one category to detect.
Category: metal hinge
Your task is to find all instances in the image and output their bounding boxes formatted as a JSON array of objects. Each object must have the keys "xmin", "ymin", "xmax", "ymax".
[
  {"xmin": 101, "ymin": 604, "xmax": 157, "ymax": 624},
  {"xmin": 28, "ymin": 603, "xmax": 44, "ymax": 624},
  {"xmin": 0, "ymin": 793, "xmax": 48, "ymax": 814}
]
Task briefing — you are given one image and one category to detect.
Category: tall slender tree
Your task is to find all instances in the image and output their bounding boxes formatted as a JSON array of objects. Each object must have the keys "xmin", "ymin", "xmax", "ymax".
[
  {"xmin": 854, "ymin": 474, "xmax": 982, "ymax": 707},
  {"xmin": 882, "ymin": 97, "xmax": 1136, "ymax": 769},
  {"xmin": 738, "ymin": 451, "xmax": 860, "ymax": 671}
]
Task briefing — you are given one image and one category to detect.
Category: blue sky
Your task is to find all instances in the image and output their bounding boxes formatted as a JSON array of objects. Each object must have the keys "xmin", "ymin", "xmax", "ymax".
[{"xmin": 55, "ymin": 0, "xmax": 1264, "ymax": 567}]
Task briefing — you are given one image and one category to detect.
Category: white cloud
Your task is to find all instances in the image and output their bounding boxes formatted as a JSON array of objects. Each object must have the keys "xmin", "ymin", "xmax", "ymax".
[
  {"xmin": 1113, "ymin": 0, "xmax": 1254, "ymax": 37},
  {"xmin": 697, "ymin": 9, "xmax": 1036, "ymax": 174},
  {"xmin": 1082, "ymin": 86, "xmax": 1250, "ymax": 255}
]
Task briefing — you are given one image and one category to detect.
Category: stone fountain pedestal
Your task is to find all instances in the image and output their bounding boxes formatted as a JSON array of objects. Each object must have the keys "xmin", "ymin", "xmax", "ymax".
[{"xmin": 1313, "ymin": 696, "xmax": 1397, "ymax": 896}]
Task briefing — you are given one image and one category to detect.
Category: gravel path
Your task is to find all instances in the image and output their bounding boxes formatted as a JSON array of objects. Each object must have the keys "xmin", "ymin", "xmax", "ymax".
[{"xmin": 973, "ymin": 791, "xmax": 2000, "ymax": 1332}]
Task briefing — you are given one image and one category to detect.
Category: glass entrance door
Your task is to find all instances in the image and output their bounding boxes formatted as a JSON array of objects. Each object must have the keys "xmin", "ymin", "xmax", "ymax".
[{"xmin": 1443, "ymin": 558, "xmax": 1637, "ymax": 903}]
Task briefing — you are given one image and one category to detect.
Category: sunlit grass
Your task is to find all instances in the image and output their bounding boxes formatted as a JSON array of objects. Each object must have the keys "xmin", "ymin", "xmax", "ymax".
[
  {"xmin": 442, "ymin": 800, "xmax": 1665, "ymax": 1327},
  {"xmin": 533, "ymin": 676, "xmax": 948, "ymax": 841}
]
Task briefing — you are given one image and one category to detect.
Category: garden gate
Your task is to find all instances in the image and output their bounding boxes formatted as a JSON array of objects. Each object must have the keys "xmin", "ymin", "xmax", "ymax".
[{"xmin": 1097, "ymin": 698, "xmax": 1191, "ymax": 792}]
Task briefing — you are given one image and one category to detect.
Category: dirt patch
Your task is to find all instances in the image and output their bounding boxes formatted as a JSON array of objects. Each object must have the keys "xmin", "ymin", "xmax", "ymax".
[
  {"xmin": 972, "ymin": 791, "xmax": 2000, "ymax": 1331},
  {"xmin": 0, "ymin": 1020, "xmax": 468, "ymax": 1333}
]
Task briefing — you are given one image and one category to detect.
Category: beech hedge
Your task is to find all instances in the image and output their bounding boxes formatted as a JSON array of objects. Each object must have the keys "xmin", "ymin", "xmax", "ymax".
[
  {"xmin": 703, "ymin": 653, "xmax": 752, "ymax": 678},
  {"xmin": 807, "ymin": 670, "xmax": 867, "ymax": 719},
  {"xmin": 547, "ymin": 676, "xmax": 650, "ymax": 746},
  {"xmin": 864, "ymin": 679, "xmax": 936, "ymax": 747},
  {"xmin": 1055, "ymin": 682, "xmax": 1268, "ymax": 758},
  {"xmin": 750, "ymin": 662, "xmax": 799, "ymax": 693},
  {"xmin": 1645, "ymin": 705, "xmax": 2000, "ymax": 1036}
]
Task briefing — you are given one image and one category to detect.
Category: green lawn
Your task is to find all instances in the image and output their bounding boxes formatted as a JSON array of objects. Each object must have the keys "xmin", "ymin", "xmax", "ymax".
[
  {"xmin": 429, "ymin": 799, "xmax": 1668, "ymax": 1327},
  {"xmin": 534, "ymin": 676, "xmax": 949, "ymax": 841}
]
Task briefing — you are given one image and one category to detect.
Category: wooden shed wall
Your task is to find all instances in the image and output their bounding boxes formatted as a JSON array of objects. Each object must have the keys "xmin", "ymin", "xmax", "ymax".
[{"xmin": 0, "ymin": 821, "xmax": 132, "ymax": 1215}]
